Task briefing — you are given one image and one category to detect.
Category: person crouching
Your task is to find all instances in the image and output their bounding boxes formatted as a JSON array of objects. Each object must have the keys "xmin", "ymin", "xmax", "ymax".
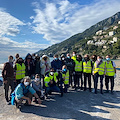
[
  {"xmin": 11, "ymin": 76, "xmax": 41, "ymax": 109},
  {"xmin": 31, "ymin": 74, "xmax": 45, "ymax": 103},
  {"xmin": 44, "ymin": 68, "xmax": 63, "ymax": 97}
]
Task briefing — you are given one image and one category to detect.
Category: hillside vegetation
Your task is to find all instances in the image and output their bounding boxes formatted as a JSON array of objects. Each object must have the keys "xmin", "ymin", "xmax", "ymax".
[{"xmin": 36, "ymin": 12, "xmax": 120, "ymax": 58}]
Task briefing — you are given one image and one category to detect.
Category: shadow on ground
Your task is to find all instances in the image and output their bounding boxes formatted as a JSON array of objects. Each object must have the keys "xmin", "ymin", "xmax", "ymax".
[{"xmin": 20, "ymin": 89, "xmax": 120, "ymax": 120}]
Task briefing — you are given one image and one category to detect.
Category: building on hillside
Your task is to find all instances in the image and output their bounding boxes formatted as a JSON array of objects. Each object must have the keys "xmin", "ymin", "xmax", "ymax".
[
  {"xmin": 104, "ymin": 34, "xmax": 109, "ymax": 38},
  {"xmin": 113, "ymin": 37, "xmax": 118, "ymax": 42},
  {"xmin": 103, "ymin": 46, "xmax": 107, "ymax": 49},
  {"xmin": 113, "ymin": 26, "xmax": 118, "ymax": 30},
  {"xmin": 118, "ymin": 21, "xmax": 120, "ymax": 24},
  {"xmin": 109, "ymin": 41, "xmax": 115, "ymax": 44},
  {"xmin": 87, "ymin": 40, "xmax": 94, "ymax": 45},
  {"xmin": 109, "ymin": 31, "xmax": 115, "ymax": 36},
  {"xmin": 94, "ymin": 41, "xmax": 105, "ymax": 46},
  {"xmin": 96, "ymin": 30, "xmax": 103, "ymax": 35}
]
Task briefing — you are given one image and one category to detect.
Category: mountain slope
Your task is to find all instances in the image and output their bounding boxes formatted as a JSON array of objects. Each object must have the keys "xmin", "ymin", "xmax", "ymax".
[{"xmin": 36, "ymin": 12, "xmax": 120, "ymax": 56}]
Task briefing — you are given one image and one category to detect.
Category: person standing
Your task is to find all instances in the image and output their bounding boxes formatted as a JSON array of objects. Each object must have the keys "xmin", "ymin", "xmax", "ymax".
[
  {"xmin": 24, "ymin": 53, "xmax": 34, "ymax": 77},
  {"xmin": 51, "ymin": 54, "xmax": 63, "ymax": 93},
  {"xmin": 83, "ymin": 55, "xmax": 92, "ymax": 92},
  {"xmin": 60, "ymin": 54, "xmax": 66, "ymax": 67},
  {"xmin": 14, "ymin": 53, "xmax": 20, "ymax": 64},
  {"xmin": 93, "ymin": 56, "xmax": 105, "ymax": 94},
  {"xmin": 91, "ymin": 55, "xmax": 97, "ymax": 92},
  {"xmin": 34, "ymin": 55, "xmax": 41, "ymax": 75},
  {"xmin": 65, "ymin": 53, "xmax": 75, "ymax": 87},
  {"xmin": 14, "ymin": 57, "xmax": 26, "ymax": 85},
  {"xmin": 71, "ymin": 51, "xmax": 77, "ymax": 61},
  {"xmin": 40, "ymin": 55, "xmax": 51, "ymax": 88},
  {"xmin": 2, "ymin": 55, "xmax": 15, "ymax": 104},
  {"xmin": 51, "ymin": 54, "xmax": 62, "ymax": 71},
  {"xmin": 74, "ymin": 54, "xmax": 83, "ymax": 90},
  {"xmin": 105, "ymin": 55, "xmax": 116, "ymax": 94}
]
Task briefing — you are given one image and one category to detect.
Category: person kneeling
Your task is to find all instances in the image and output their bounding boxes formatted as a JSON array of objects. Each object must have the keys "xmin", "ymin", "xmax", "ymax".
[
  {"xmin": 11, "ymin": 76, "xmax": 41, "ymax": 109},
  {"xmin": 44, "ymin": 68, "xmax": 63, "ymax": 97}
]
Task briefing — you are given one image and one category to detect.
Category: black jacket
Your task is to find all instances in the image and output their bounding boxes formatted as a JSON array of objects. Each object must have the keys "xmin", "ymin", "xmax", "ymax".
[{"xmin": 65, "ymin": 58, "xmax": 75, "ymax": 71}]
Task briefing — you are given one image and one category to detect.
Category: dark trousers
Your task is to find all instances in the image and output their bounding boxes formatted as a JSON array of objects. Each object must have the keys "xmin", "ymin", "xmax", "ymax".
[
  {"xmin": 105, "ymin": 76, "xmax": 114, "ymax": 91},
  {"xmin": 94, "ymin": 73, "xmax": 104, "ymax": 93},
  {"xmin": 84, "ymin": 73, "xmax": 91, "ymax": 91},
  {"xmin": 45, "ymin": 86, "xmax": 60, "ymax": 95},
  {"xmin": 16, "ymin": 79, "xmax": 22, "ymax": 86},
  {"xmin": 64, "ymin": 84, "xmax": 69, "ymax": 93},
  {"xmin": 69, "ymin": 71, "xmax": 73, "ymax": 86},
  {"xmin": 35, "ymin": 91, "xmax": 41, "ymax": 101},
  {"xmin": 15, "ymin": 92, "xmax": 33, "ymax": 105},
  {"xmin": 4, "ymin": 77, "xmax": 14, "ymax": 102},
  {"xmin": 74, "ymin": 72, "xmax": 83, "ymax": 88},
  {"xmin": 41, "ymin": 75, "xmax": 45, "ymax": 89},
  {"xmin": 57, "ymin": 72, "xmax": 63, "ymax": 93}
]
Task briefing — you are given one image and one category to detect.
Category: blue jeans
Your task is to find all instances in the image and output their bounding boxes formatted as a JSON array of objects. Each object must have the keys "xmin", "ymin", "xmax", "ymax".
[
  {"xmin": 45, "ymin": 86, "xmax": 60, "ymax": 95},
  {"xmin": 94, "ymin": 73, "xmax": 104, "ymax": 93}
]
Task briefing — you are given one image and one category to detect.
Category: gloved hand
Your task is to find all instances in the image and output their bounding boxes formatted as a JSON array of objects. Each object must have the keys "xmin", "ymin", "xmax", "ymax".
[{"xmin": 114, "ymin": 74, "xmax": 116, "ymax": 78}]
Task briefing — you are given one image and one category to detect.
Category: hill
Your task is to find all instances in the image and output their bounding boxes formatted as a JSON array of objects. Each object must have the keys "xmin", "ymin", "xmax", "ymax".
[{"xmin": 36, "ymin": 12, "xmax": 120, "ymax": 58}]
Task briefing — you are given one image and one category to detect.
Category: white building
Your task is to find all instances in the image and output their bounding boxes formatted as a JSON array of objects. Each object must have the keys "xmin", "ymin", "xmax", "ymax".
[
  {"xmin": 118, "ymin": 21, "xmax": 120, "ymax": 24},
  {"xmin": 87, "ymin": 40, "xmax": 94, "ymax": 45},
  {"xmin": 109, "ymin": 31, "xmax": 115, "ymax": 36},
  {"xmin": 113, "ymin": 37, "xmax": 117, "ymax": 42},
  {"xmin": 103, "ymin": 46, "xmax": 107, "ymax": 49},
  {"xmin": 109, "ymin": 41, "xmax": 115, "ymax": 44},
  {"xmin": 96, "ymin": 30, "xmax": 103, "ymax": 35},
  {"xmin": 113, "ymin": 26, "xmax": 118, "ymax": 30}
]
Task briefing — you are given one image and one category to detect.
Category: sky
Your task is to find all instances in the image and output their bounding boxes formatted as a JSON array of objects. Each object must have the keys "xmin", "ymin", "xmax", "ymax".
[{"xmin": 0, "ymin": 0, "xmax": 120, "ymax": 59}]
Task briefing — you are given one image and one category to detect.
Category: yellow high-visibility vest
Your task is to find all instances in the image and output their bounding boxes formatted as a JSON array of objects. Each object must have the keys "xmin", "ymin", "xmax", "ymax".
[
  {"xmin": 16, "ymin": 63, "xmax": 25, "ymax": 80},
  {"xmin": 62, "ymin": 70, "xmax": 69, "ymax": 85},
  {"xmin": 71, "ymin": 56, "xmax": 76, "ymax": 61},
  {"xmin": 83, "ymin": 60, "xmax": 92, "ymax": 73},
  {"xmin": 93, "ymin": 61, "xmax": 105, "ymax": 75},
  {"xmin": 105, "ymin": 61, "xmax": 115, "ymax": 76},
  {"xmin": 75, "ymin": 60, "xmax": 82, "ymax": 72},
  {"xmin": 44, "ymin": 72, "xmax": 58, "ymax": 87}
]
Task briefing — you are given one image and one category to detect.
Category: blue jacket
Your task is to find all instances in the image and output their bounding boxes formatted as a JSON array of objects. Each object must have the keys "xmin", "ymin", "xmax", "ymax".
[
  {"xmin": 11, "ymin": 83, "xmax": 36, "ymax": 105},
  {"xmin": 51, "ymin": 59, "xmax": 62, "ymax": 71}
]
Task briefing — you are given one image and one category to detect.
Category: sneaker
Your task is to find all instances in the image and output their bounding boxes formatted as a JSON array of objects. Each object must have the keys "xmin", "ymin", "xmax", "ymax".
[{"xmin": 40, "ymin": 96, "xmax": 45, "ymax": 100}]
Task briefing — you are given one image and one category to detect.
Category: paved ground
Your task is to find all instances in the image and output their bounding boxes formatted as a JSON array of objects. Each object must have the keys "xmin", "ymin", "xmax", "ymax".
[{"xmin": 0, "ymin": 71, "xmax": 120, "ymax": 120}]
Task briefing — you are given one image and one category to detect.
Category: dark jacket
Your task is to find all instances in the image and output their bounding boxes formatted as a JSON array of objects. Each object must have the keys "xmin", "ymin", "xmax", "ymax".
[
  {"xmin": 51, "ymin": 59, "xmax": 62, "ymax": 71},
  {"xmin": 65, "ymin": 58, "xmax": 75, "ymax": 71},
  {"xmin": 34, "ymin": 60, "xmax": 41, "ymax": 74},
  {"xmin": 24, "ymin": 53, "xmax": 34, "ymax": 76},
  {"xmin": 2, "ymin": 62, "xmax": 14, "ymax": 80}
]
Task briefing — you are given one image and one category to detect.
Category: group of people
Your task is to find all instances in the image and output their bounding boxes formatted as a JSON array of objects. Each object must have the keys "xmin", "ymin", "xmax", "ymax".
[{"xmin": 2, "ymin": 52, "xmax": 116, "ymax": 109}]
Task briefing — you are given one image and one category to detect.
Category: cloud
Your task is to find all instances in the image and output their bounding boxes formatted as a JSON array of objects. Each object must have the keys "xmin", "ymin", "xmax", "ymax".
[
  {"xmin": 0, "ymin": 37, "xmax": 50, "ymax": 57},
  {"xmin": 0, "ymin": 9, "xmax": 50, "ymax": 58},
  {"xmin": 31, "ymin": 0, "xmax": 120, "ymax": 44},
  {"xmin": 0, "ymin": 9, "xmax": 25, "ymax": 37}
]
